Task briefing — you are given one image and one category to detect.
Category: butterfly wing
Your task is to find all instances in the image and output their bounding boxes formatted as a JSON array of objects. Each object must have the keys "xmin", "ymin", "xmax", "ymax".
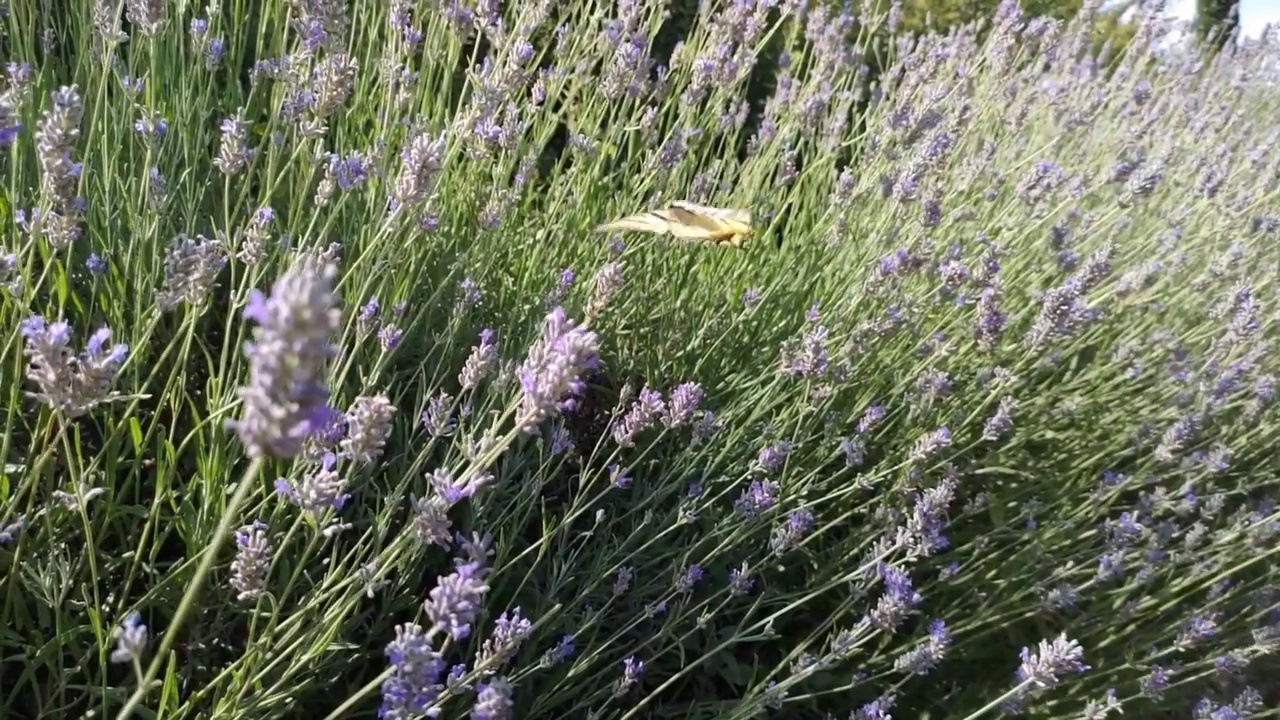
[
  {"xmin": 658, "ymin": 205, "xmax": 725, "ymax": 239},
  {"xmin": 594, "ymin": 211, "xmax": 672, "ymax": 235},
  {"xmin": 666, "ymin": 201, "xmax": 752, "ymax": 245}
]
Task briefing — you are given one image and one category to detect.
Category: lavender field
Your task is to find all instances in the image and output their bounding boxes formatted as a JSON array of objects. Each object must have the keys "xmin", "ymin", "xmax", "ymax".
[{"xmin": 2, "ymin": 0, "xmax": 1279, "ymax": 718}]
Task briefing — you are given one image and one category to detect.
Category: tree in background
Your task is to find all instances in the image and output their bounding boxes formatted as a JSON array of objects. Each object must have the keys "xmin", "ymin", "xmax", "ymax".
[{"xmin": 1195, "ymin": 0, "xmax": 1239, "ymax": 52}]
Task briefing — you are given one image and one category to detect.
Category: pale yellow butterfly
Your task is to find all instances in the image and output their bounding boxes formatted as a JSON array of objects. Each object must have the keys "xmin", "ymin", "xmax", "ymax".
[{"xmin": 594, "ymin": 201, "xmax": 753, "ymax": 248}]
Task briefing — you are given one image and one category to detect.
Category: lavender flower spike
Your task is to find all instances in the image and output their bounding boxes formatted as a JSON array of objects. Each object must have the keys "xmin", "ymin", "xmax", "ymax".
[
  {"xmin": 517, "ymin": 307, "xmax": 599, "ymax": 432},
  {"xmin": 21, "ymin": 316, "xmax": 129, "ymax": 418},
  {"xmin": 228, "ymin": 257, "xmax": 341, "ymax": 458}
]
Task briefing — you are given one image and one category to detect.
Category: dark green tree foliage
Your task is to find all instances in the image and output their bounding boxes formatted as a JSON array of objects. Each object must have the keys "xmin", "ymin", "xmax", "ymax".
[{"xmin": 1195, "ymin": 0, "xmax": 1239, "ymax": 52}]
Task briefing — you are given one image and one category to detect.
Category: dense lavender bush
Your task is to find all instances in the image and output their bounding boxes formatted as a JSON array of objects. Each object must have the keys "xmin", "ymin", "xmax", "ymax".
[{"xmin": 1, "ymin": 0, "xmax": 1278, "ymax": 718}]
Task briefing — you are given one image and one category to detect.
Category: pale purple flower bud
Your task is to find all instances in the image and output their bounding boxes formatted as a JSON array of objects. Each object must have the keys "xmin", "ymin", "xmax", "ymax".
[
  {"xmin": 612, "ymin": 566, "xmax": 634, "ymax": 596},
  {"xmin": 228, "ymin": 257, "xmax": 340, "ymax": 459},
  {"xmin": 215, "ymin": 108, "xmax": 255, "ymax": 175},
  {"xmin": 770, "ymin": 508, "xmax": 814, "ymax": 555},
  {"xmin": 856, "ymin": 405, "xmax": 886, "ymax": 435},
  {"xmin": 471, "ymin": 677, "xmax": 514, "ymax": 720},
  {"xmin": 421, "ymin": 390, "xmax": 458, "ymax": 437},
  {"xmin": 341, "ymin": 395, "xmax": 396, "ymax": 464},
  {"xmin": 869, "ymin": 563, "xmax": 921, "ymax": 631},
  {"xmin": 109, "ymin": 613, "xmax": 148, "ymax": 663},
  {"xmin": 734, "ymin": 479, "xmax": 779, "ymax": 518},
  {"xmin": 663, "ymin": 382, "xmax": 703, "ymax": 429},
  {"xmin": 230, "ymin": 521, "xmax": 272, "ymax": 602},
  {"xmin": 392, "ymin": 130, "xmax": 446, "ymax": 213},
  {"xmin": 380, "ymin": 623, "xmax": 445, "ymax": 719},
  {"xmin": 379, "ymin": 324, "xmax": 404, "ymax": 350},
  {"xmin": 586, "ymin": 260, "xmax": 625, "ymax": 321},
  {"xmin": 614, "ymin": 656, "xmax": 644, "ymax": 697},
  {"xmin": 456, "ymin": 277, "xmax": 482, "ymax": 312},
  {"xmin": 690, "ymin": 410, "xmax": 722, "ymax": 446},
  {"xmin": 755, "ymin": 440, "xmax": 792, "ymax": 474},
  {"xmin": 411, "ymin": 493, "xmax": 453, "ymax": 549},
  {"xmin": 517, "ymin": 307, "xmax": 599, "ymax": 432},
  {"xmin": 0, "ymin": 517, "xmax": 24, "ymax": 544},
  {"xmin": 676, "ymin": 564, "xmax": 704, "ymax": 594},
  {"xmin": 894, "ymin": 619, "xmax": 950, "ymax": 675},
  {"xmin": 612, "ymin": 384, "xmax": 665, "ymax": 447},
  {"xmin": 908, "ymin": 427, "xmax": 950, "ymax": 464},
  {"xmin": 728, "ymin": 562, "xmax": 754, "ymax": 596},
  {"xmin": 1016, "ymin": 633, "xmax": 1089, "ymax": 688},
  {"xmin": 476, "ymin": 609, "xmax": 533, "ymax": 676},
  {"xmin": 982, "ymin": 396, "xmax": 1018, "ymax": 442},
  {"xmin": 430, "ymin": 467, "xmax": 490, "ymax": 505},
  {"xmin": 125, "ymin": 0, "xmax": 164, "ymax": 35},
  {"xmin": 310, "ymin": 53, "xmax": 358, "ymax": 118},
  {"xmin": 459, "ymin": 329, "xmax": 498, "ymax": 391},
  {"xmin": 21, "ymin": 316, "xmax": 128, "ymax": 418},
  {"xmin": 274, "ymin": 452, "xmax": 349, "ymax": 520},
  {"xmin": 424, "ymin": 561, "xmax": 490, "ymax": 641},
  {"xmin": 156, "ymin": 233, "xmax": 227, "ymax": 311},
  {"xmin": 35, "ymin": 86, "xmax": 84, "ymax": 207}
]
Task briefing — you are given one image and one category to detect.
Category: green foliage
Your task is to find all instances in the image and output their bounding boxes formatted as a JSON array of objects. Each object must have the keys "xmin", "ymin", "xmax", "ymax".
[{"xmin": 1195, "ymin": 0, "xmax": 1240, "ymax": 51}]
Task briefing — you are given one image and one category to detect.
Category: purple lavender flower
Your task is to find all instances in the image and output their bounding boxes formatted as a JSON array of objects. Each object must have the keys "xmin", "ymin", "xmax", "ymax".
[
  {"xmin": 214, "ymin": 109, "xmax": 255, "ymax": 175},
  {"xmin": 456, "ymin": 277, "xmax": 482, "ymax": 312},
  {"xmin": 545, "ymin": 268, "xmax": 574, "ymax": 307},
  {"xmin": 613, "ymin": 385, "xmax": 665, "ymax": 447},
  {"xmin": 429, "ymin": 467, "xmax": 491, "ymax": 505},
  {"xmin": 893, "ymin": 618, "xmax": 950, "ymax": 675},
  {"xmin": 156, "ymin": 233, "xmax": 227, "ymax": 311},
  {"xmin": 476, "ymin": 609, "xmax": 533, "ymax": 675},
  {"xmin": 856, "ymin": 405, "xmax": 886, "ymax": 435},
  {"xmin": 728, "ymin": 562, "xmax": 754, "ymax": 596},
  {"xmin": 341, "ymin": 395, "xmax": 396, "ymax": 464},
  {"xmin": 424, "ymin": 561, "xmax": 490, "ymax": 641},
  {"xmin": 690, "ymin": 410, "xmax": 723, "ymax": 446},
  {"xmin": 517, "ymin": 308, "xmax": 599, "ymax": 432},
  {"xmin": 539, "ymin": 635, "xmax": 575, "ymax": 667},
  {"xmin": 614, "ymin": 656, "xmax": 644, "ymax": 697},
  {"xmin": 228, "ymin": 257, "xmax": 340, "ymax": 459},
  {"xmin": 230, "ymin": 521, "xmax": 272, "ymax": 602},
  {"xmin": 664, "ymin": 382, "xmax": 704, "ymax": 429},
  {"xmin": 908, "ymin": 427, "xmax": 951, "ymax": 464},
  {"xmin": 411, "ymin": 493, "xmax": 453, "ymax": 549},
  {"xmin": 734, "ymin": 479, "xmax": 779, "ymax": 518},
  {"xmin": 755, "ymin": 440, "xmax": 792, "ymax": 474},
  {"xmin": 770, "ymin": 508, "xmax": 815, "ymax": 555},
  {"xmin": 380, "ymin": 623, "xmax": 446, "ymax": 720},
  {"xmin": 1140, "ymin": 665, "xmax": 1168, "ymax": 700},
  {"xmin": 109, "ymin": 613, "xmax": 148, "ymax": 664},
  {"xmin": 982, "ymin": 396, "xmax": 1018, "ymax": 442},
  {"xmin": 586, "ymin": 260, "xmax": 625, "ymax": 321},
  {"xmin": 906, "ymin": 478, "xmax": 956, "ymax": 556},
  {"xmin": 391, "ymin": 130, "xmax": 446, "ymax": 213},
  {"xmin": 869, "ymin": 563, "xmax": 921, "ymax": 631},
  {"xmin": 126, "ymin": 0, "xmax": 164, "ymax": 35},
  {"xmin": 0, "ymin": 517, "xmax": 25, "ymax": 545},
  {"xmin": 676, "ymin": 564, "xmax": 705, "ymax": 594},
  {"xmin": 35, "ymin": 86, "xmax": 84, "ymax": 208},
  {"xmin": 379, "ymin": 324, "xmax": 404, "ymax": 351},
  {"xmin": 459, "ymin": 329, "xmax": 499, "ymax": 391},
  {"xmin": 471, "ymin": 677, "xmax": 513, "ymax": 720},
  {"xmin": 20, "ymin": 316, "xmax": 129, "ymax": 418},
  {"xmin": 274, "ymin": 452, "xmax": 349, "ymax": 521},
  {"xmin": 421, "ymin": 390, "xmax": 458, "ymax": 437},
  {"xmin": 1016, "ymin": 633, "xmax": 1088, "ymax": 688}
]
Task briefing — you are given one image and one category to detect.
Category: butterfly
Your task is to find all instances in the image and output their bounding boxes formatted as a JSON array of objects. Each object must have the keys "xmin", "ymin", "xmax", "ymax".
[{"xmin": 594, "ymin": 201, "xmax": 753, "ymax": 248}]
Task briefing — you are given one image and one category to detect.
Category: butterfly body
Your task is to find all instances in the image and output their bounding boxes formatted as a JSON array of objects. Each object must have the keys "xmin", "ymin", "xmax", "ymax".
[{"xmin": 594, "ymin": 201, "xmax": 753, "ymax": 248}]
